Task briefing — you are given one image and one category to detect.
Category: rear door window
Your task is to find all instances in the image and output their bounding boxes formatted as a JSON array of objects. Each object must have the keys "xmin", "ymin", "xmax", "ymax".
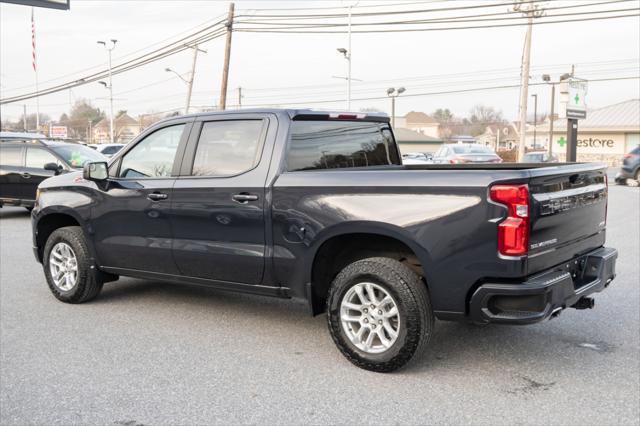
[
  {"xmin": 287, "ymin": 121, "xmax": 400, "ymax": 171},
  {"xmin": 191, "ymin": 120, "xmax": 265, "ymax": 177},
  {"xmin": 26, "ymin": 147, "xmax": 61, "ymax": 169},
  {"xmin": 0, "ymin": 146, "xmax": 23, "ymax": 166}
]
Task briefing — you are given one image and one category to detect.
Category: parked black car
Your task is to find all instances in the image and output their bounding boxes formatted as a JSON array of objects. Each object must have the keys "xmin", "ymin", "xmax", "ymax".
[
  {"xmin": 615, "ymin": 145, "xmax": 640, "ymax": 185},
  {"xmin": 31, "ymin": 109, "xmax": 617, "ymax": 372},
  {"xmin": 0, "ymin": 134, "xmax": 106, "ymax": 210}
]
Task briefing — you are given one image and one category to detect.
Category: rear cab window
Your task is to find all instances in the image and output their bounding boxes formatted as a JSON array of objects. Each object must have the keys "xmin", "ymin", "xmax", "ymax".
[{"xmin": 287, "ymin": 120, "xmax": 400, "ymax": 171}]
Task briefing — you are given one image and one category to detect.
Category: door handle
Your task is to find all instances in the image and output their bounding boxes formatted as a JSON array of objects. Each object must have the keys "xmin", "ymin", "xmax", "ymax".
[
  {"xmin": 147, "ymin": 192, "xmax": 168, "ymax": 201},
  {"xmin": 232, "ymin": 193, "xmax": 259, "ymax": 203},
  {"xmin": 21, "ymin": 173, "xmax": 31, "ymax": 179}
]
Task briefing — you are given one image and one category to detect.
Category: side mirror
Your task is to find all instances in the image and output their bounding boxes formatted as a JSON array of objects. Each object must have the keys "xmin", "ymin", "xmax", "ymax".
[
  {"xmin": 83, "ymin": 161, "xmax": 108, "ymax": 182},
  {"xmin": 44, "ymin": 162, "xmax": 63, "ymax": 175}
]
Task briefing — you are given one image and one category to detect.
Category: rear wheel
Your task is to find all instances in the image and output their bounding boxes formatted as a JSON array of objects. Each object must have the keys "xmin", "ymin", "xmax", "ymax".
[
  {"xmin": 43, "ymin": 226, "xmax": 103, "ymax": 303},
  {"xmin": 327, "ymin": 257, "xmax": 434, "ymax": 372}
]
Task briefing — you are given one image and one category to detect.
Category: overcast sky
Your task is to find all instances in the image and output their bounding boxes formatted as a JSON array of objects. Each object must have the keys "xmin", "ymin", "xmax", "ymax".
[{"xmin": 1, "ymin": 0, "xmax": 639, "ymax": 123}]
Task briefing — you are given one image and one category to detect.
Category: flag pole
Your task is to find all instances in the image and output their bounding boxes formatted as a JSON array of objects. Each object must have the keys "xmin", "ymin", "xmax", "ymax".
[{"xmin": 32, "ymin": 7, "xmax": 40, "ymax": 132}]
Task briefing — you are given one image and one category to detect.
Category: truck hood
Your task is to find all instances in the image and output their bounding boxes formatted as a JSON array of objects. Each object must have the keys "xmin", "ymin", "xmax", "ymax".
[{"xmin": 38, "ymin": 170, "xmax": 87, "ymax": 189}]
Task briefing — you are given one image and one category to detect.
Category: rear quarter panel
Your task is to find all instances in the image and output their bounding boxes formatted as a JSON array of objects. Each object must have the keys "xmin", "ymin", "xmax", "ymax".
[{"xmin": 271, "ymin": 168, "xmax": 532, "ymax": 315}]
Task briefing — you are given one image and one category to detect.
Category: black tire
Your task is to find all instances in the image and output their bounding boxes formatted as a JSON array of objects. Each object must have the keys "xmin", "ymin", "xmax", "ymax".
[
  {"xmin": 43, "ymin": 226, "xmax": 103, "ymax": 303},
  {"xmin": 327, "ymin": 257, "xmax": 434, "ymax": 373}
]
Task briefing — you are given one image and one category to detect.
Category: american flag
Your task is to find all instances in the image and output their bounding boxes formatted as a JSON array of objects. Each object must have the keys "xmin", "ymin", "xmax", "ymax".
[{"xmin": 31, "ymin": 8, "xmax": 37, "ymax": 72}]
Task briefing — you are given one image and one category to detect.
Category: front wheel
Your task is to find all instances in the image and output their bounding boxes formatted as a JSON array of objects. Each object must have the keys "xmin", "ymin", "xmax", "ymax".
[
  {"xmin": 327, "ymin": 257, "xmax": 434, "ymax": 372},
  {"xmin": 43, "ymin": 226, "xmax": 103, "ymax": 303}
]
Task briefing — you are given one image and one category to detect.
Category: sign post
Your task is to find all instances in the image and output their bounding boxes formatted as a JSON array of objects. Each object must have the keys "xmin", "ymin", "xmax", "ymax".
[{"xmin": 563, "ymin": 78, "xmax": 587, "ymax": 162}]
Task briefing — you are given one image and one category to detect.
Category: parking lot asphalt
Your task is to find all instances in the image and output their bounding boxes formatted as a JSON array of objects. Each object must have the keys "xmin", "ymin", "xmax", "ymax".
[{"xmin": 1, "ymin": 183, "xmax": 638, "ymax": 425}]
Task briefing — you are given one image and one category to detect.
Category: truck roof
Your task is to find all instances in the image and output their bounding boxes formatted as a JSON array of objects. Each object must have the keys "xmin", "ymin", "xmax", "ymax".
[{"xmin": 158, "ymin": 108, "xmax": 390, "ymax": 125}]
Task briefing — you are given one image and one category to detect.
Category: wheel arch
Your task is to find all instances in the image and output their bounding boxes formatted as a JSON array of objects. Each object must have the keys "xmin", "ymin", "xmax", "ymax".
[
  {"xmin": 306, "ymin": 222, "xmax": 433, "ymax": 315},
  {"xmin": 34, "ymin": 209, "xmax": 88, "ymax": 263}
]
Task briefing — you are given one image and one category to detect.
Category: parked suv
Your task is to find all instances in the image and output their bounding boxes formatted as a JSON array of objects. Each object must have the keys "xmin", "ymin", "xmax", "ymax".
[
  {"xmin": 0, "ymin": 133, "xmax": 106, "ymax": 210},
  {"xmin": 31, "ymin": 110, "xmax": 617, "ymax": 372},
  {"xmin": 615, "ymin": 145, "xmax": 640, "ymax": 185}
]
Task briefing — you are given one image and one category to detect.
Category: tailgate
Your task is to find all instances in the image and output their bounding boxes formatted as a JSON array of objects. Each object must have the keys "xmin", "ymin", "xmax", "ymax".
[{"xmin": 527, "ymin": 164, "xmax": 608, "ymax": 275}]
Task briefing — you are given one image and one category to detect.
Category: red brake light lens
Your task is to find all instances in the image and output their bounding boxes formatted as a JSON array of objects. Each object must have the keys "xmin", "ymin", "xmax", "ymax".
[
  {"xmin": 329, "ymin": 113, "xmax": 365, "ymax": 120},
  {"xmin": 490, "ymin": 184, "xmax": 530, "ymax": 256}
]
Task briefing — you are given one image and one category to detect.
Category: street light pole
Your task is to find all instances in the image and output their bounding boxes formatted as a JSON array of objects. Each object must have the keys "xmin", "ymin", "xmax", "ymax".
[
  {"xmin": 336, "ymin": 47, "xmax": 351, "ymax": 110},
  {"xmin": 165, "ymin": 45, "xmax": 206, "ymax": 115},
  {"xmin": 98, "ymin": 39, "xmax": 117, "ymax": 144},
  {"xmin": 347, "ymin": 5, "xmax": 352, "ymax": 110},
  {"xmin": 386, "ymin": 87, "xmax": 405, "ymax": 128}
]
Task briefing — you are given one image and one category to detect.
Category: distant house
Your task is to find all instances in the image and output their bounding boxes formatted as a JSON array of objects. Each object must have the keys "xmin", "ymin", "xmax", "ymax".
[
  {"xmin": 93, "ymin": 113, "xmax": 141, "ymax": 144},
  {"xmin": 477, "ymin": 123, "xmax": 520, "ymax": 151},
  {"xmin": 394, "ymin": 127, "xmax": 443, "ymax": 154},
  {"xmin": 393, "ymin": 111, "xmax": 440, "ymax": 138}
]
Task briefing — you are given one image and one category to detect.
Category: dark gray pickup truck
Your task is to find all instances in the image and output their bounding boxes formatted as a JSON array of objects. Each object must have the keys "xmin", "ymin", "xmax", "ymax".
[{"xmin": 31, "ymin": 109, "xmax": 617, "ymax": 372}]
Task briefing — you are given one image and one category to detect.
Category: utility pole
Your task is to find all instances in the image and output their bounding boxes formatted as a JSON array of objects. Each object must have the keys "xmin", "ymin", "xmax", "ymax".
[
  {"xmin": 98, "ymin": 39, "xmax": 117, "ymax": 144},
  {"xmin": 238, "ymin": 86, "xmax": 242, "ymax": 108},
  {"xmin": 514, "ymin": 0, "xmax": 544, "ymax": 162},
  {"xmin": 219, "ymin": 2, "xmax": 235, "ymax": 111},
  {"xmin": 23, "ymin": 105, "xmax": 27, "ymax": 132},
  {"xmin": 531, "ymin": 93, "xmax": 537, "ymax": 150}
]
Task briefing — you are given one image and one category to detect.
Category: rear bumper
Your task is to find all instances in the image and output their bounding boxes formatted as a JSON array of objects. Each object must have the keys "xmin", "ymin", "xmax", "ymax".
[{"xmin": 469, "ymin": 247, "xmax": 617, "ymax": 324}]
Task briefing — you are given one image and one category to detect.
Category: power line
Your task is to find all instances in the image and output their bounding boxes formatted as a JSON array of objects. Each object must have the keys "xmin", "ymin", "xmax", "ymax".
[
  {"xmin": 0, "ymin": 28, "xmax": 227, "ymax": 104},
  {"xmin": 236, "ymin": 0, "xmax": 636, "ymax": 25},
  {"xmin": 231, "ymin": 76, "xmax": 640, "ymax": 107},
  {"xmin": 235, "ymin": 12, "xmax": 640, "ymax": 33},
  {"xmin": 235, "ymin": 0, "xmax": 552, "ymax": 19},
  {"xmin": 235, "ymin": 3, "xmax": 639, "ymax": 28},
  {"xmin": 237, "ymin": 0, "xmax": 448, "ymax": 12},
  {"xmin": 2, "ymin": 13, "xmax": 229, "ymax": 94}
]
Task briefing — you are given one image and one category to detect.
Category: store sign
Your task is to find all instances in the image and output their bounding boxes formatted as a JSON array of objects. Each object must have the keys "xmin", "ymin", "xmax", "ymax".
[
  {"xmin": 556, "ymin": 134, "xmax": 625, "ymax": 154},
  {"xmin": 2, "ymin": 0, "xmax": 70, "ymax": 10},
  {"xmin": 50, "ymin": 126, "xmax": 68, "ymax": 138},
  {"xmin": 566, "ymin": 78, "xmax": 588, "ymax": 119}
]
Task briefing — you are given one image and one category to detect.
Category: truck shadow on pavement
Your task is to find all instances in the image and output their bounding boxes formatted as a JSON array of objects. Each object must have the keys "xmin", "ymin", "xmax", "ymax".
[
  {"xmin": 0, "ymin": 208, "xmax": 31, "ymax": 219},
  {"xmin": 96, "ymin": 278, "xmax": 613, "ymax": 376}
]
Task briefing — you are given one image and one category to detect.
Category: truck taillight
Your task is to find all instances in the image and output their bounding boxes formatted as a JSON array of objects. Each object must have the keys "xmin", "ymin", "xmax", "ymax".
[
  {"xmin": 490, "ymin": 184, "xmax": 530, "ymax": 256},
  {"xmin": 605, "ymin": 174, "xmax": 608, "ymax": 225}
]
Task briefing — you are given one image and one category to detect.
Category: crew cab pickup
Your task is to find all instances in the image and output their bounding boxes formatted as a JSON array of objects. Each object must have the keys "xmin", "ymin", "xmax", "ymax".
[{"xmin": 32, "ymin": 109, "xmax": 618, "ymax": 372}]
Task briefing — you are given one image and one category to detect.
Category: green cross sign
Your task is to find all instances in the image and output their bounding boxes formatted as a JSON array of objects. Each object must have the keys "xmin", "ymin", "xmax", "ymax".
[
  {"xmin": 557, "ymin": 136, "xmax": 566, "ymax": 147},
  {"xmin": 574, "ymin": 93, "xmax": 580, "ymax": 105}
]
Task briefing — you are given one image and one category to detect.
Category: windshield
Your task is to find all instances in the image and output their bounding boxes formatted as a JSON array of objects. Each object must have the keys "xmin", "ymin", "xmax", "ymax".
[
  {"xmin": 50, "ymin": 144, "xmax": 107, "ymax": 168},
  {"xmin": 451, "ymin": 145, "xmax": 495, "ymax": 155}
]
